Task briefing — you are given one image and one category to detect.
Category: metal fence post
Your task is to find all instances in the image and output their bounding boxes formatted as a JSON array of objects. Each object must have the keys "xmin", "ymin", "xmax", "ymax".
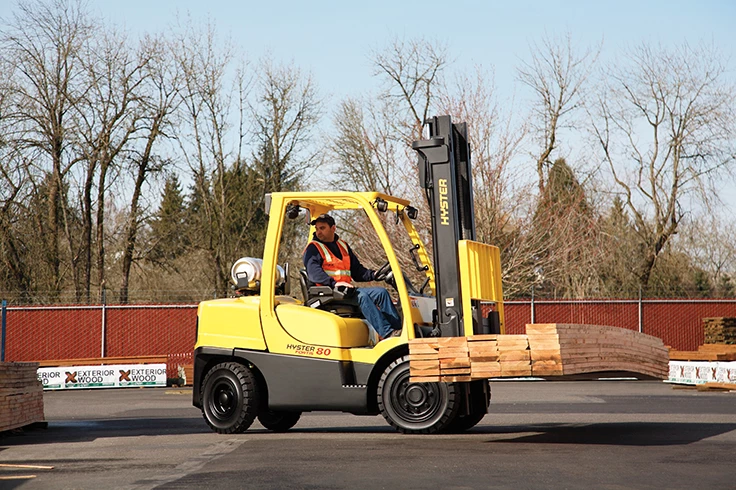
[
  {"xmin": 1, "ymin": 299, "xmax": 6, "ymax": 362},
  {"xmin": 638, "ymin": 286, "xmax": 643, "ymax": 333},
  {"xmin": 530, "ymin": 286, "xmax": 535, "ymax": 324},
  {"xmin": 101, "ymin": 288, "xmax": 107, "ymax": 358}
]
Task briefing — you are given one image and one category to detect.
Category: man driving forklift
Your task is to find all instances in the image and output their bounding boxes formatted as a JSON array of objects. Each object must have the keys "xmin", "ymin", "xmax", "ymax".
[{"xmin": 303, "ymin": 213, "xmax": 402, "ymax": 342}]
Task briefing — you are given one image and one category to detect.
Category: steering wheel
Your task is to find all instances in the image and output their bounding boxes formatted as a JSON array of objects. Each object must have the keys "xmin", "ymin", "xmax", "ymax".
[{"xmin": 374, "ymin": 261, "xmax": 392, "ymax": 281}]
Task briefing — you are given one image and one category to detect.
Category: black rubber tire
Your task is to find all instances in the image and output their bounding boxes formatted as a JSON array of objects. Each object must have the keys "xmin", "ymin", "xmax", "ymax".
[
  {"xmin": 444, "ymin": 380, "xmax": 491, "ymax": 433},
  {"xmin": 257, "ymin": 410, "xmax": 302, "ymax": 432},
  {"xmin": 377, "ymin": 355, "xmax": 460, "ymax": 434},
  {"xmin": 201, "ymin": 362, "xmax": 259, "ymax": 434}
]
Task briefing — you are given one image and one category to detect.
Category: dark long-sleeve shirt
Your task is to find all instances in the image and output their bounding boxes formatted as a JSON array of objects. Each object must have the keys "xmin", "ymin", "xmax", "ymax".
[{"xmin": 303, "ymin": 233, "xmax": 375, "ymax": 287}]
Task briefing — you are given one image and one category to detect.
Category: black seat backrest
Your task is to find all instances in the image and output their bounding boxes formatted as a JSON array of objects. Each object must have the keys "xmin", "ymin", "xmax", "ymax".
[{"xmin": 298, "ymin": 269, "xmax": 362, "ymax": 318}]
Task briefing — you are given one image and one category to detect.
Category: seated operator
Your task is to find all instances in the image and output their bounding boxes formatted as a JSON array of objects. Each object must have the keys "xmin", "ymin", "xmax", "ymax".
[{"xmin": 303, "ymin": 213, "xmax": 401, "ymax": 341}]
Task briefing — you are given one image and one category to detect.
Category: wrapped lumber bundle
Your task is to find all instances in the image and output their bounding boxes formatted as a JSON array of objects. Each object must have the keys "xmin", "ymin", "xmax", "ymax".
[
  {"xmin": 409, "ymin": 324, "xmax": 669, "ymax": 382},
  {"xmin": 0, "ymin": 362, "xmax": 45, "ymax": 432},
  {"xmin": 703, "ymin": 317, "xmax": 736, "ymax": 345}
]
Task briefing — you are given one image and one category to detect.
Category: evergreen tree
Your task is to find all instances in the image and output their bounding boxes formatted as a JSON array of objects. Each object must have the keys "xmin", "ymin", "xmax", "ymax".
[
  {"xmin": 531, "ymin": 158, "xmax": 600, "ymax": 298},
  {"xmin": 148, "ymin": 175, "xmax": 189, "ymax": 264}
]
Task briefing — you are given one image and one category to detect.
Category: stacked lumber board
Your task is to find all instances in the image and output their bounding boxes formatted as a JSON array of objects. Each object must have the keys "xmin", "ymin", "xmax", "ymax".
[
  {"xmin": 526, "ymin": 324, "xmax": 669, "ymax": 378},
  {"xmin": 409, "ymin": 323, "xmax": 669, "ymax": 382},
  {"xmin": 0, "ymin": 362, "xmax": 45, "ymax": 432},
  {"xmin": 703, "ymin": 318, "xmax": 736, "ymax": 345}
]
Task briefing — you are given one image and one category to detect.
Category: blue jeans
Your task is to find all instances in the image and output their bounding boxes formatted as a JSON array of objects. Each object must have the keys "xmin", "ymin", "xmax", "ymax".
[{"xmin": 356, "ymin": 287, "xmax": 401, "ymax": 338}]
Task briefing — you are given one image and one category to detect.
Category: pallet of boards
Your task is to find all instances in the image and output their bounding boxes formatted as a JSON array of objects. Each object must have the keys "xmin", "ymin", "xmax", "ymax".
[
  {"xmin": 0, "ymin": 362, "xmax": 45, "ymax": 432},
  {"xmin": 409, "ymin": 323, "xmax": 670, "ymax": 383},
  {"xmin": 669, "ymin": 344, "xmax": 736, "ymax": 362}
]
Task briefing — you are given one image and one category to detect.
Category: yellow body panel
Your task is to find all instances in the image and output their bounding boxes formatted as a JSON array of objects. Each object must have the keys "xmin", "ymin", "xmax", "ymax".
[
  {"xmin": 458, "ymin": 240, "xmax": 505, "ymax": 334},
  {"xmin": 195, "ymin": 297, "xmax": 267, "ymax": 351},
  {"xmin": 275, "ymin": 304, "xmax": 370, "ymax": 347}
]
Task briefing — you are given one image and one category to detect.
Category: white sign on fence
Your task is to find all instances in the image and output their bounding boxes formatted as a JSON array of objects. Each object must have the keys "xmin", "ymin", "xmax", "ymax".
[{"xmin": 37, "ymin": 364, "xmax": 167, "ymax": 390}]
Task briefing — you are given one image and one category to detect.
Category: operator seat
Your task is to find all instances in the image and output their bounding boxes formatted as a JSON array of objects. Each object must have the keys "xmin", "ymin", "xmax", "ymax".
[{"xmin": 298, "ymin": 269, "xmax": 362, "ymax": 318}]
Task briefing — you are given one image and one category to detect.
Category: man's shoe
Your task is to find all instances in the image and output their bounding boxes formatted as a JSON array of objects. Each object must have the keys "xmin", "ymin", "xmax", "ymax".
[{"xmin": 388, "ymin": 329, "xmax": 402, "ymax": 338}]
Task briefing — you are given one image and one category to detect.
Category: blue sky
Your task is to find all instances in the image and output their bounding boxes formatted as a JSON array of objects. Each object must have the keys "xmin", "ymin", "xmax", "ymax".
[
  {"xmin": 1, "ymin": 0, "xmax": 732, "ymax": 122},
  {"xmin": 72, "ymin": 0, "xmax": 736, "ymax": 103}
]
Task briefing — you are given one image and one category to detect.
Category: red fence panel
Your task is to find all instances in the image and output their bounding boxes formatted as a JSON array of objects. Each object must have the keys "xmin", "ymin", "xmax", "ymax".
[
  {"xmin": 6, "ymin": 306, "xmax": 102, "ymax": 361},
  {"xmin": 104, "ymin": 305, "xmax": 197, "ymax": 358}
]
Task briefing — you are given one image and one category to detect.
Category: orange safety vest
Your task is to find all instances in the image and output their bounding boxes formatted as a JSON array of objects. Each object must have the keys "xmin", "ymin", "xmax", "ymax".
[{"xmin": 308, "ymin": 239, "xmax": 352, "ymax": 285}]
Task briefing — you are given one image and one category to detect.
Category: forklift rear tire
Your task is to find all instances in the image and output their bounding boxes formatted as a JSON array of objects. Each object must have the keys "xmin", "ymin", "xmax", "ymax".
[
  {"xmin": 201, "ymin": 362, "xmax": 259, "ymax": 434},
  {"xmin": 377, "ymin": 355, "xmax": 460, "ymax": 434},
  {"xmin": 257, "ymin": 410, "xmax": 301, "ymax": 432}
]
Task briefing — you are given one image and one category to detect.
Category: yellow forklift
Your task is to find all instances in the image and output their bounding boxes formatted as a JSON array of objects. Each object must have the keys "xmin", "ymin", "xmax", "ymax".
[{"xmin": 193, "ymin": 116, "xmax": 504, "ymax": 434}]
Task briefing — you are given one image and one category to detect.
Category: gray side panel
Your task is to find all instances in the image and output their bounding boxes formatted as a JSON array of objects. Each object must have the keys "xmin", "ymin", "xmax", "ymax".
[{"xmin": 234, "ymin": 349, "xmax": 371, "ymax": 413}]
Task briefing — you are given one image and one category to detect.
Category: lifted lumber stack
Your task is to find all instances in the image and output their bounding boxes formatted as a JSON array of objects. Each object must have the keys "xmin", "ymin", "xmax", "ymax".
[
  {"xmin": 526, "ymin": 324, "xmax": 668, "ymax": 378},
  {"xmin": 0, "ymin": 362, "xmax": 45, "ymax": 432},
  {"xmin": 409, "ymin": 323, "xmax": 669, "ymax": 382}
]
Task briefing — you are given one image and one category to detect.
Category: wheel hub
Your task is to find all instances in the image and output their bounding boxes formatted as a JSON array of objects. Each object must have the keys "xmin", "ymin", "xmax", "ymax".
[
  {"xmin": 212, "ymin": 382, "xmax": 236, "ymax": 418},
  {"xmin": 392, "ymin": 376, "xmax": 439, "ymax": 419}
]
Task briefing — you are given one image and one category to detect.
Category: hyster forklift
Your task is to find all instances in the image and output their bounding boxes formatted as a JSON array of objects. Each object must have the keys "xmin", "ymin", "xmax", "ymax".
[{"xmin": 193, "ymin": 115, "xmax": 504, "ymax": 434}]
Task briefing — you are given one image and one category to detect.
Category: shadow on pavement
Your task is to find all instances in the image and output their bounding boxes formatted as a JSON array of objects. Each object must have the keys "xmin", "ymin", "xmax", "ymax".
[
  {"xmin": 2, "ymin": 418, "xmax": 734, "ymax": 449},
  {"xmin": 481, "ymin": 422, "xmax": 736, "ymax": 446},
  {"xmin": 0, "ymin": 416, "xmax": 211, "ymax": 446}
]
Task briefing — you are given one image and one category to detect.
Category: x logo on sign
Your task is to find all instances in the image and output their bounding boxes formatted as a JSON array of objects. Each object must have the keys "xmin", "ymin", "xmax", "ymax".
[
  {"xmin": 119, "ymin": 370, "xmax": 131, "ymax": 382},
  {"xmin": 65, "ymin": 372, "xmax": 77, "ymax": 383}
]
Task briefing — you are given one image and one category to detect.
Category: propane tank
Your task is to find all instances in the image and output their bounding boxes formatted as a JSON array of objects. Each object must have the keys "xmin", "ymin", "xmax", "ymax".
[{"xmin": 231, "ymin": 257, "xmax": 285, "ymax": 292}]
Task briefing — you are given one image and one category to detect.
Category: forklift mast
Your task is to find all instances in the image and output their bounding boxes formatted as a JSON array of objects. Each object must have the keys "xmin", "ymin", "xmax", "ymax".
[{"xmin": 412, "ymin": 115, "xmax": 486, "ymax": 338}]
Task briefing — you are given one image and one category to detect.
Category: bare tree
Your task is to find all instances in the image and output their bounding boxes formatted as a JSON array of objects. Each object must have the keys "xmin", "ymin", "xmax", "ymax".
[
  {"xmin": 591, "ymin": 41, "xmax": 736, "ymax": 288},
  {"xmin": 329, "ymin": 97, "xmax": 401, "ymax": 195},
  {"xmin": 438, "ymin": 67, "xmax": 527, "ymax": 245},
  {"xmin": 73, "ymin": 25, "xmax": 149, "ymax": 301},
  {"xmin": 517, "ymin": 32, "xmax": 599, "ymax": 193},
  {"xmin": 676, "ymin": 213, "xmax": 736, "ymax": 296},
  {"xmin": 173, "ymin": 20, "xmax": 242, "ymax": 295},
  {"xmin": 372, "ymin": 37, "xmax": 449, "ymax": 145},
  {"xmin": 118, "ymin": 35, "xmax": 180, "ymax": 303},
  {"xmin": 0, "ymin": 0, "xmax": 92, "ymax": 295},
  {"xmin": 250, "ymin": 59, "xmax": 322, "ymax": 192}
]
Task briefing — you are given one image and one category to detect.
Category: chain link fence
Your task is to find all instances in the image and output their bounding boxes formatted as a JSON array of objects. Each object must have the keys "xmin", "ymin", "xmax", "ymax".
[{"xmin": 3, "ymin": 295, "xmax": 736, "ymax": 368}]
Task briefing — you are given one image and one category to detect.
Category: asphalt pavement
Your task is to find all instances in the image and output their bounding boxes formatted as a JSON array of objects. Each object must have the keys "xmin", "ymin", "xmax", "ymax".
[{"xmin": 1, "ymin": 381, "xmax": 735, "ymax": 489}]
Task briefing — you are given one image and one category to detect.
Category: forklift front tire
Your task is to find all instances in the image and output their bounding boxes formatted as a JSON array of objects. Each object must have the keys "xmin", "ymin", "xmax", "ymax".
[
  {"xmin": 201, "ymin": 362, "xmax": 259, "ymax": 434},
  {"xmin": 377, "ymin": 355, "xmax": 460, "ymax": 434}
]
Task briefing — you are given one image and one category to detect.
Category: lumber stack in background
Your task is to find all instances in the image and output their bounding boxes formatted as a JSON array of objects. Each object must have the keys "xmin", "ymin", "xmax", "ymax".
[
  {"xmin": 409, "ymin": 323, "xmax": 669, "ymax": 382},
  {"xmin": 668, "ymin": 344, "xmax": 736, "ymax": 361},
  {"xmin": 0, "ymin": 362, "xmax": 45, "ymax": 432},
  {"xmin": 703, "ymin": 317, "xmax": 736, "ymax": 345}
]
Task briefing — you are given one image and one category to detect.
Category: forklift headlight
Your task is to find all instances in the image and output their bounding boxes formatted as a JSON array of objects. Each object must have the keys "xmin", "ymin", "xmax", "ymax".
[
  {"xmin": 374, "ymin": 198, "xmax": 388, "ymax": 213},
  {"xmin": 406, "ymin": 206, "xmax": 418, "ymax": 220}
]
